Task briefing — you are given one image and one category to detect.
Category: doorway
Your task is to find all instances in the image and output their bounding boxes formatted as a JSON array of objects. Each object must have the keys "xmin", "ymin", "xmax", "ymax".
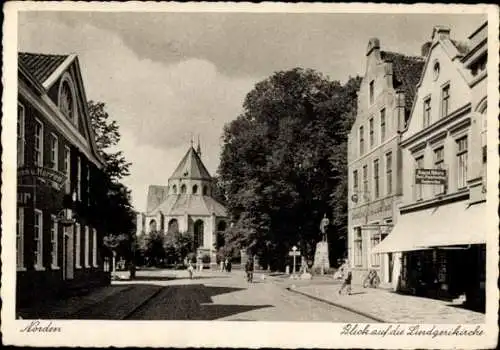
[{"xmin": 63, "ymin": 227, "xmax": 74, "ymax": 280}]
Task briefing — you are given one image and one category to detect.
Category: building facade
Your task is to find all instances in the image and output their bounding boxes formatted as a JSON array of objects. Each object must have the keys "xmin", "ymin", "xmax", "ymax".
[
  {"xmin": 373, "ymin": 24, "xmax": 487, "ymax": 310},
  {"xmin": 347, "ymin": 38, "xmax": 425, "ymax": 287},
  {"xmin": 17, "ymin": 53, "xmax": 110, "ymax": 307},
  {"xmin": 136, "ymin": 144, "xmax": 228, "ymax": 266}
]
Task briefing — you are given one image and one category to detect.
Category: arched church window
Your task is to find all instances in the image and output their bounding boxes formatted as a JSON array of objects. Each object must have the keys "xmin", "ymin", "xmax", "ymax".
[
  {"xmin": 172, "ymin": 185, "xmax": 177, "ymax": 194},
  {"xmin": 167, "ymin": 219, "xmax": 179, "ymax": 235},
  {"xmin": 194, "ymin": 220, "xmax": 204, "ymax": 248},
  {"xmin": 181, "ymin": 184, "xmax": 187, "ymax": 194},
  {"xmin": 149, "ymin": 219, "xmax": 157, "ymax": 232},
  {"xmin": 192, "ymin": 185, "xmax": 198, "ymax": 194},
  {"xmin": 203, "ymin": 186, "xmax": 208, "ymax": 195}
]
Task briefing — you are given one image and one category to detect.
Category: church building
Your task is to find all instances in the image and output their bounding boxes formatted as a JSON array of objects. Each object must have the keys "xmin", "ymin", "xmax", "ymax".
[{"xmin": 136, "ymin": 142, "xmax": 229, "ymax": 266}]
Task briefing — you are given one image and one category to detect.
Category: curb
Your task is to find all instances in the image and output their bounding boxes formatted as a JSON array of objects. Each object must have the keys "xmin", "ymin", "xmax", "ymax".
[
  {"xmin": 122, "ymin": 287, "xmax": 164, "ymax": 319},
  {"xmin": 286, "ymin": 287, "xmax": 390, "ymax": 323}
]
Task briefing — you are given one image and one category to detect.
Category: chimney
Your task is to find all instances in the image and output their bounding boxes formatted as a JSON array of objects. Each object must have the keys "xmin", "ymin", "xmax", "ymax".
[
  {"xmin": 432, "ymin": 26, "xmax": 451, "ymax": 42},
  {"xmin": 366, "ymin": 38, "xmax": 380, "ymax": 56},
  {"xmin": 421, "ymin": 41, "xmax": 432, "ymax": 57}
]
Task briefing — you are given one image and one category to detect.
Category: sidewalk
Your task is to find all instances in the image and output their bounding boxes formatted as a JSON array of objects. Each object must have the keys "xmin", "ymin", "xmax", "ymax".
[{"xmin": 289, "ymin": 283, "xmax": 485, "ymax": 323}]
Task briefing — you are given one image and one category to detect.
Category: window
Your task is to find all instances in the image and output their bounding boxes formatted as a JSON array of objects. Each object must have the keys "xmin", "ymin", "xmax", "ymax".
[
  {"xmin": 181, "ymin": 184, "xmax": 187, "ymax": 194},
  {"xmin": 192, "ymin": 184, "xmax": 198, "ymax": 194},
  {"xmin": 17, "ymin": 103, "xmax": 25, "ymax": 167},
  {"xmin": 370, "ymin": 230, "xmax": 382, "ymax": 266},
  {"xmin": 415, "ymin": 156, "xmax": 424, "ymax": 200},
  {"xmin": 362, "ymin": 165, "xmax": 368, "ymax": 201},
  {"xmin": 172, "ymin": 185, "xmax": 177, "ymax": 194},
  {"xmin": 86, "ymin": 166, "xmax": 91, "ymax": 205},
  {"xmin": 359, "ymin": 126, "xmax": 365, "ymax": 155},
  {"xmin": 456, "ymin": 137, "xmax": 468, "ymax": 189},
  {"xmin": 386, "ymin": 152, "xmax": 393, "ymax": 195},
  {"xmin": 50, "ymin": 215, "xmax": 58, "ymax": 268},
  {"xmin": 353, "ymin": 170, "xmax": 359, "ymax": 194},
  {"xmin": 92, "ymin": 228, "xmax": 98, "ymax": 267},
  {"xmin": 77, "ymin": 157, "xmax": 81, "ymax": 201},
  {"xmin": 60, "ymin": 80, "xmax": 74, "ymax": 122},
  {"xmin": 433, "ymin": 147, "xmax": 446, "ymax": 195},
  {"xmin": 373, "ymin": 159, "xmax": 380, "ymax": 199},
  {"xmin": 369, "ymin": 118, "xmax": 375, "ymax": 147},
  {"xmin": 64, "ymin": 146, "xmax": 71, "ymax": 193},
  {"xmin": 423, "ymin": 97, "xmax": 431, "ymax": 128},
  {"xmin": 441, "ymin": 84, "xmax": 450, "ymax": 118},
  {"xmin": 34, "ymin": 119, "xmax": 44, "ymax": 166},
  {"xmin": 84, "ymin": 226, "xmax": 90, "ymax": 267},
  {"xmin": 369, "ymin": 80, "xmax": 374, "ymax": 104},
  {"xmin": 34, "ymin": 209, "xmax": 43, "ymax": 269},
  {"xmin": 203, "ymin": 186, "xmax": 208, "ymax": 195},
  {"xmin": 481, "ymin": 108, "xmax": 487, "ymax": 186},
  {"xmin": 50, "ymin": 133, "xmax": 58, "ymax": 170},
  {"xmin": 354, "ymin": 227, "xmax": 363, "ymax": 266},
  {"xmin": 380, "ymin": 108, "xmax": 386, "ymax": 142},
  {"xmin": 17, "ymin": 207, "xmax": 24, "ymax": 269},
  {"xmin": 75, "ymin": 223, "xmax": 81, "ymax": 268}
]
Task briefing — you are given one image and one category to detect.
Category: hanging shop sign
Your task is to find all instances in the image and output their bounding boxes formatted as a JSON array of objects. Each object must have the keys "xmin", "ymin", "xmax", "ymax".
[
  {"xmin": 415, "ymin": 168, "xmax": 447, "ymax": 185},
  {"xmin": 18, "ymin": 166, "xmax": 67, "ymax": 187}
]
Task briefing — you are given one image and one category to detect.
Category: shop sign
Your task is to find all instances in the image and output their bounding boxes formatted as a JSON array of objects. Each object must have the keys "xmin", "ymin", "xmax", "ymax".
[
  {"xmin": 17, "ymin": 189, "xmax": 33, "ymax": 207},
  {"xmin": 415, "ymin": 168, "xmax": 447, "ymax": 185},
  {"xmin": 18, "ymin": 166, "xmax": 66, "ymax": 187},
  {"xmin": 351, "ymin": 198, "xmax": 393, "ymax": 220}
]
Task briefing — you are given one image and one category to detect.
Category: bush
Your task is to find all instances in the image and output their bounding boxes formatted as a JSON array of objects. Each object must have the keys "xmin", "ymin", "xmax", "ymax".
[{"xmin": 186, "ymin": 252, "xmax": 197, "ymax": 263}]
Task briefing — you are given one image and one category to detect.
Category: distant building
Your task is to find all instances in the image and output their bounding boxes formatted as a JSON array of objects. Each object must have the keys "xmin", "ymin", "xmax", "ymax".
[
  {"xmin": 374, "ymin": 23, "xmax": 487, "ymax": 309},
  {"xmin": 17, "ymin": 52, "xmax": 110, "ymax": 307},
  {"xmin": 347, "ymin": 38, "xmax": 425, "ymax": 287},
  {"xmin": 136, "ymin": 143, "xmax": 228, "ymax": 266}
]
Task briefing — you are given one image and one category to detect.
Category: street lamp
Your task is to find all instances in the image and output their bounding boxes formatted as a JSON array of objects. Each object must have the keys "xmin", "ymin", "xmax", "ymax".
[{"xmin": 57, "ymin": 191, "xmax": 77, "ymax": 226}]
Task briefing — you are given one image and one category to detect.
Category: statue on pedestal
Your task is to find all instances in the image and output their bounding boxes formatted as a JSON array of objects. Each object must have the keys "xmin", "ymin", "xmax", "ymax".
[{"xmin": 319, "ymin": 214, "xmax": 330, "ymax": 242}]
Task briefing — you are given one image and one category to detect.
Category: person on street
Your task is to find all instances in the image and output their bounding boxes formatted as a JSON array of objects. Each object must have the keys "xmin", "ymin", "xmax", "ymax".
[
  {"xmin": 220, "ymin": 259, "xmax": 225, "ymax": 272},
  {"xmin": 245, "ymin": 259, "xmax": 254, "ymax": 282},
  {"xmin": 226, "ymin": 259, "xmax": 232, "ymax": 273},
  {"xmin": 187, "ymin": 261, "xmax": 194, "ymax": 279},
  {"xmin": 338, "ymin": 270, "xmax": 352, "ymax": 295},
  {"xmin": 224, "ymin": 258, "xmax": 229, "ymax": 272}
]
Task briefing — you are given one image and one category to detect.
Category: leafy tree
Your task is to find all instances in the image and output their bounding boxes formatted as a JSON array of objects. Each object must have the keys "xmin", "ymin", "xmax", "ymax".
[
  {"xmin": 217, "ymin": 68, "xmax": 361, "ymax": 269},
  {"xmin": 145, "ymin": 230, "xmax": 166, "ymax": 266},
  {"xmin": 88, "ymin": 100, "xmax": 135, "ymax": 264},
  {"xmin": 163, "ymin": 231, "xmax": 194, "ymax": 265}
]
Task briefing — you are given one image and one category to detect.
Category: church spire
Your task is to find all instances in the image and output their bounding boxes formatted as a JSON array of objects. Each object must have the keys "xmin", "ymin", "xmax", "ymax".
[{"xmin": 196, "ymin": 135, "xmax": 201, "ymax": 157}]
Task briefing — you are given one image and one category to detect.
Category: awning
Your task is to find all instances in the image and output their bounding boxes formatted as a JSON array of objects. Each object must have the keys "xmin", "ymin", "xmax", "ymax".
[{"xmin": 372, "ymin": 201, "xmax": 486, "ymax": 254}]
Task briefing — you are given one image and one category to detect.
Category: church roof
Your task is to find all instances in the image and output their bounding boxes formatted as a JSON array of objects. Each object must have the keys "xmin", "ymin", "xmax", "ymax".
[
  {"xmin": 146, "ymin": 185, "xmax": 169, "ymax": 212},
  {"xmin": 151, "ymin": 194, "xmax": 228, "ymax": 217},
  {"xmin": 170, "ymin": 146, "xmax": 212, "ymax": 180}
]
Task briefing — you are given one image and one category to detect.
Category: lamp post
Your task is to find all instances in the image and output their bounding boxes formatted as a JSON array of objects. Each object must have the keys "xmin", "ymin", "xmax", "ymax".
[{"xmin": 56, "ymin": 191, "xmax": 76, "ymax": 281}]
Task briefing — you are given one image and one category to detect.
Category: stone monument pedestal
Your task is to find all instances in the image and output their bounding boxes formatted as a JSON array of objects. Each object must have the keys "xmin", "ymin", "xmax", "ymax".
[{"xmin": 313, "ymin": 241, "xmax": 330, "ymax": 270}]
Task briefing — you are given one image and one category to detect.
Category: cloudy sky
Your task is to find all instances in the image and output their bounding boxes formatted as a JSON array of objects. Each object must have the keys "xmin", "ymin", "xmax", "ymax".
[{"xmin": 18, "ymin": 9, "xmax": 485, "ymax": 211}]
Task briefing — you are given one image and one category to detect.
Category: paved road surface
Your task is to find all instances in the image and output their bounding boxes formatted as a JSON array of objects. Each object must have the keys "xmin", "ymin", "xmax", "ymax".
[{"xmin": 122, "ymin": 271, "xmax": 375, "ymax": 322}]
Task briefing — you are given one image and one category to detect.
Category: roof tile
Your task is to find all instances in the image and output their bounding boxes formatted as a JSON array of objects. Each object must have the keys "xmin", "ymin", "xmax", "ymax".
[{"xmin": 18, "ymin": 52, "xmax": 68, "ymax": 84}]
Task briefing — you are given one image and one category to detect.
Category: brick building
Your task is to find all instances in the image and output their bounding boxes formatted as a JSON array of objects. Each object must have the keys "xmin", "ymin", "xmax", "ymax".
[
  {"xmin": 347, "ymin": 38, "xmax": 424, "ymax": 287},
  {"xmin": 373, "ymin": 23, "xmax": 488, "ymax": 310},
  {"xmin": 17, "ymin": 52, "xmax": 110, "ymax": 307}
]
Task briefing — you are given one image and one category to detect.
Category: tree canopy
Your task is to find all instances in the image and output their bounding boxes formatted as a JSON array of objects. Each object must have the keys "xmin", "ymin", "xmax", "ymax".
[
  {"xmin": 217, "ymin": 68, "xmax": 361, "ymax": 269},
  {"xmin": 88, "ymin": 100, "xmax": 136, "ymax": 261}
]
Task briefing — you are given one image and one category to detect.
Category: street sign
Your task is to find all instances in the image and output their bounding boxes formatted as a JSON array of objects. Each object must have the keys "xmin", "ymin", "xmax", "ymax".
[
  {"xmin": 289, "ymin": 246, "xmax": 301, "ymax": 276},
  {"xmin": 288, "ymin": 251, "xmax": 301, "ymax": 256},
  {"xmin": 415, "ymin": 168, "xmax": 447, "ymax": 185}
]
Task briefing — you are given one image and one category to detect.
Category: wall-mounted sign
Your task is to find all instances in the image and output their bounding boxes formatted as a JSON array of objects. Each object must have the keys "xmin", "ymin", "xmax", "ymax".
[
  {"xmin": 415, "ymin": 168, "xmax": 447, "ymax": 185},
  {"xmin": 351, "ymin": 197, "xmax": 393, "ymax": 221},
  {"xmin": 18, "ymin": 166, "xmax": 67, "ymax": 187}
]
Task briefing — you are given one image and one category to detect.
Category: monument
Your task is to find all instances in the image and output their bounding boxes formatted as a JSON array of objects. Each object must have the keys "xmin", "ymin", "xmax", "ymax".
[{"xmin": 313, "ymin": 214, "xmax": 330, "ymax": 272}]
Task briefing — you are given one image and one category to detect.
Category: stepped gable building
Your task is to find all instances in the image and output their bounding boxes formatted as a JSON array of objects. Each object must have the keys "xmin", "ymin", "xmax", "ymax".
[
  {"xmin": 347, "ymin": 38, "xmax": 425, "ymax": 287},
  {"xmin": 136, "ymin": 143, "xmax": 228, "ymax": 266},
  {"xmin": 373, "ymin": 23, "xmax": 488, "ymax": 310},
  {"xmin": 17, "ymin": 52, "xmax": 110, "ymax": 307}
]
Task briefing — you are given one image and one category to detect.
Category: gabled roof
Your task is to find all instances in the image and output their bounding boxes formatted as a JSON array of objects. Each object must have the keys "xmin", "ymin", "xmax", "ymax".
[
  {"xmin": 170, "ymin": 146, "xmax": 212, "ymax": 180},
  {"xmin": 146, "ymin": 185, "xmax": 169, "ymax": 212},
  {"xmin": 19, "ymin": 52, "xmax": 69, "ymax": 84},
  {"xmin": 380, "ymin": 51, "xmax": 425, "ymax": 111}
]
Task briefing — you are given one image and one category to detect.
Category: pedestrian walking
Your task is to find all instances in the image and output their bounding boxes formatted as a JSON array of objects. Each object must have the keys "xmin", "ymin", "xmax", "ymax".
[
  {"xmin": 338, "ymin": 270, "xmax": 352, "ymax": 295},
  {"xmin": 224, "ymin": 258, "xmax": 229, "ymax": 272},
  {"xmin": 220, "ymin": 259, "xmax": 225, "ymax": 272},
  {"xmin": 245, "ymin": 258, "xmax": 254, "ymax": 282},
  {"xmin": 226, "ymin": 260, "xmax": 232, "ymax": 273},
  {"xmin": 187, "ymin": 261, "xmax": 194, "ymax": 279}
]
